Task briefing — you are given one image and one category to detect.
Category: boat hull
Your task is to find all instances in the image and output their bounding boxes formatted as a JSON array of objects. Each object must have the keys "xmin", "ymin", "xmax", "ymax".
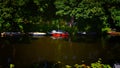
[
  {"xmin": 52, "ymin": 33, "xmax": 69, "ymax": 37},
  {"xmin": 108, "ymin": 31, "xmax": 120, "ymax": 36}
]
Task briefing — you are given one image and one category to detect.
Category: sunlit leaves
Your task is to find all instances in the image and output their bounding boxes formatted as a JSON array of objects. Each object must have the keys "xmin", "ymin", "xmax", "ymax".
[
  {"xmin": 55, "ymin": 0, "xmax": 71, "ymax": 16},
  {"xmin": 0, "ymin": 7, "xmax": 14, "ymax": 19},
  {"xmin": 0, "ymin": 0, "xmax": 120, "ymax": 32},
  {"xmin": 110, "ymin": 7, "xmax": 120, "ymax": 27},
  {"xmin": 54, "ymin": 0, "xmax": 65, "ymax": 9},
  {"xmin": 0, "ymin": 17, "xmax": 4, "ymax": 23},
  {"xmin": 33, "ymin": 0, "xmax": 40, "ymax": 5},
  {"xmin": 14, "ymin": 18, "xmax": 23, "ymax": 23},
  {"xmin": 55, "ymin": 0, "xmax": 104, "ymax": 19},
  {"xmin": 76, "ymin": 1, "xmax": 104, "ymax": 19},
  {"xmin": 56, "ymin": 10, "xmax": 64, "ymax": 15},
  {"xmin": 55, "ymin": 0, "xmax": 120, "ymax": 32},
  {"xmin": 115, "ymin": 16, "xmax": 120, "ymax": 26}
]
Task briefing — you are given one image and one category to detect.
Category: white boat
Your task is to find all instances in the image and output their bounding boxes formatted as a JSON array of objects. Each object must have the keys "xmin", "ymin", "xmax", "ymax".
[
  {"xmin": 113, "ymin": 63, "xmax": 120, "ymax": 68},
  {"xmin": 29, "ymin": 32, "xmax": 46, "ymax": 36}
]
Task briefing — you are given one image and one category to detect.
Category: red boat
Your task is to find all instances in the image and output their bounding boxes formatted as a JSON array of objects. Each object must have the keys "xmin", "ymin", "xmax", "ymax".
[{"xmin": 50, "ymin": 30, "xmax": 69, "ymax": 37}]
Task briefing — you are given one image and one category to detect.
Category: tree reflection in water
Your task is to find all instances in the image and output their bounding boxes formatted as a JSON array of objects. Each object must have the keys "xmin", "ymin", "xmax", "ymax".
[
  {"xmin": 0, "ymin": 35, "xmax": 120, "ymax": 67},
  {"xmin": 0, "ymin": 38, "xmax": 15, "ymax": 68}
]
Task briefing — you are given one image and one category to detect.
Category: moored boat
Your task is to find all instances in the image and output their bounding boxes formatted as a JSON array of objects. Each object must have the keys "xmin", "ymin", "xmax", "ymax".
[
  {"xmin": 28, "ymin": 32, "xmax": 46, "ymax": 36},
  {"xmin": 107, "ymin": 31, "xmax": 120, "ymax": 36},
  {"xmin": 49, "ymin": 30, "xmax": 69, "ymax": 37}
]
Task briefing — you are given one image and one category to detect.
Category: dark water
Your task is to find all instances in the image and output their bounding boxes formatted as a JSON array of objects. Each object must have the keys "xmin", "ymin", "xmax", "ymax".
[{"xmin": 0, "ymin": 35, "xmax": 120, "ymax": 68}]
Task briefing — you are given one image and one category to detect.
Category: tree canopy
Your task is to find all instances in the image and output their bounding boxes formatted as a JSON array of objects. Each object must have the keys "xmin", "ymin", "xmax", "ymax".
[
  {"xmin": 0, "ymin": 0, "xmax": 120, "ymax": 34},
  {"xmin": 0, "ymin": 0, "xmax": 56, "ymax": 32},
  {"xmin": 55, "ymin": 0, "xmax": 120, "ymax": 32}
]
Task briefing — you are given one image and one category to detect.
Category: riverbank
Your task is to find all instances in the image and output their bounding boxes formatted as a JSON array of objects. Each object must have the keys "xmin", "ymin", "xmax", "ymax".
[{"xmin": 31, "ymin": 59, "xmax": 112, "ymax": 68}]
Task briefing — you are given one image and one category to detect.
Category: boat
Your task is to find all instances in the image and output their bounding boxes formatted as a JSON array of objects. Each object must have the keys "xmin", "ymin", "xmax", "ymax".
[
  {"xmin": 77, "ymin": 32, "xmax": 97, "ymax": 36},
  {"xmin": 28, "ymin": 32, "xmax": 46, "ymax": 36},
  {"xmin": 113, "ymin": 63, "xmax": 120, "ymax": 68},
  {"xmin": 48, "ymin": 30, "xmax": 69, "ymax": 37},
  {"xmin": 1, "ymin": 32, "xmax": 22, "ymax": 37},
  {"xmin": 107, "ymin": 31, "xmax": 120, "ymax": 36}
]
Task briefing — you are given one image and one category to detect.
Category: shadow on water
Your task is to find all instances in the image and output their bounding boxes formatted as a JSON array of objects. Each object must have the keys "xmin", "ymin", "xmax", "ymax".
[
  {"xmin": 30, "ymin": 60, "xmax": 63, "ymax": 68},
  {"xmin": 67, "ymin": 35, "xmax": 101, "ymax": 44},
  {"xmin": 0, "ymin": 38, "xmax": 15, "ymax": 68},
  {"xmin": 0, "ymin": 35, "xmax": 31, "ymax": 68},
  {"xmin": 88, "ymin": 35, "xmax": 120, "ymax": 67},
  {"xmin": 102, "ymin": 35, "xmax": 120, "ymax": 66}
]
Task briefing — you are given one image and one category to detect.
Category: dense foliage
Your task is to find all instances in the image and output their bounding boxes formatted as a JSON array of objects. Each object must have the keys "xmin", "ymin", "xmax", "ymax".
[
  {"xmin": 0, "ymin": 0, "xmax": 120, "ymax": 34},
  {"xmin": 55, "ymin": 0, "xmax": 120, "ymax": 33}
]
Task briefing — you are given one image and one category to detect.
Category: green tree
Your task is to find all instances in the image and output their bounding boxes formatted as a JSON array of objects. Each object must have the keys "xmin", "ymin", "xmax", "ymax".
[
  {"xmin": 54, "ymin": 0, "xmax": 120, "ymax": 33},
  {"xmin": 0, "ymin": 0, "xmax": 57, "ymax": 32},
  {"xmin": 0, "ymin": 0, "xmax": 28, "ymax": 32},
  {"xmin": 103, "ymin": 0, "xmax": 120, "ymax": 31},
  {"xmin": 55, "ymin": 0, "xmax": 104, "ymax": 33}
]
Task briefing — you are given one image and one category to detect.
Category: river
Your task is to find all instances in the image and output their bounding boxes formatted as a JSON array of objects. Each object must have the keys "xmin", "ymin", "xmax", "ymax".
[{"xmin": 0, "ymin": 35, "xmax": 120, "ymax": 68}]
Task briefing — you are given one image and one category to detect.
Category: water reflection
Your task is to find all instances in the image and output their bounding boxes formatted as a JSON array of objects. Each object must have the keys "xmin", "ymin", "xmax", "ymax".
[
  {"xmin": 0, "ymin": 38, "xmax": 15, "ymax": 67},
  {"xmin": 50, "ymin": 36, "xmax": 68, "ymax": 40},
  {"xmin": 0, "ymin": 35, "xmax": 120, "ymax": 67}
]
